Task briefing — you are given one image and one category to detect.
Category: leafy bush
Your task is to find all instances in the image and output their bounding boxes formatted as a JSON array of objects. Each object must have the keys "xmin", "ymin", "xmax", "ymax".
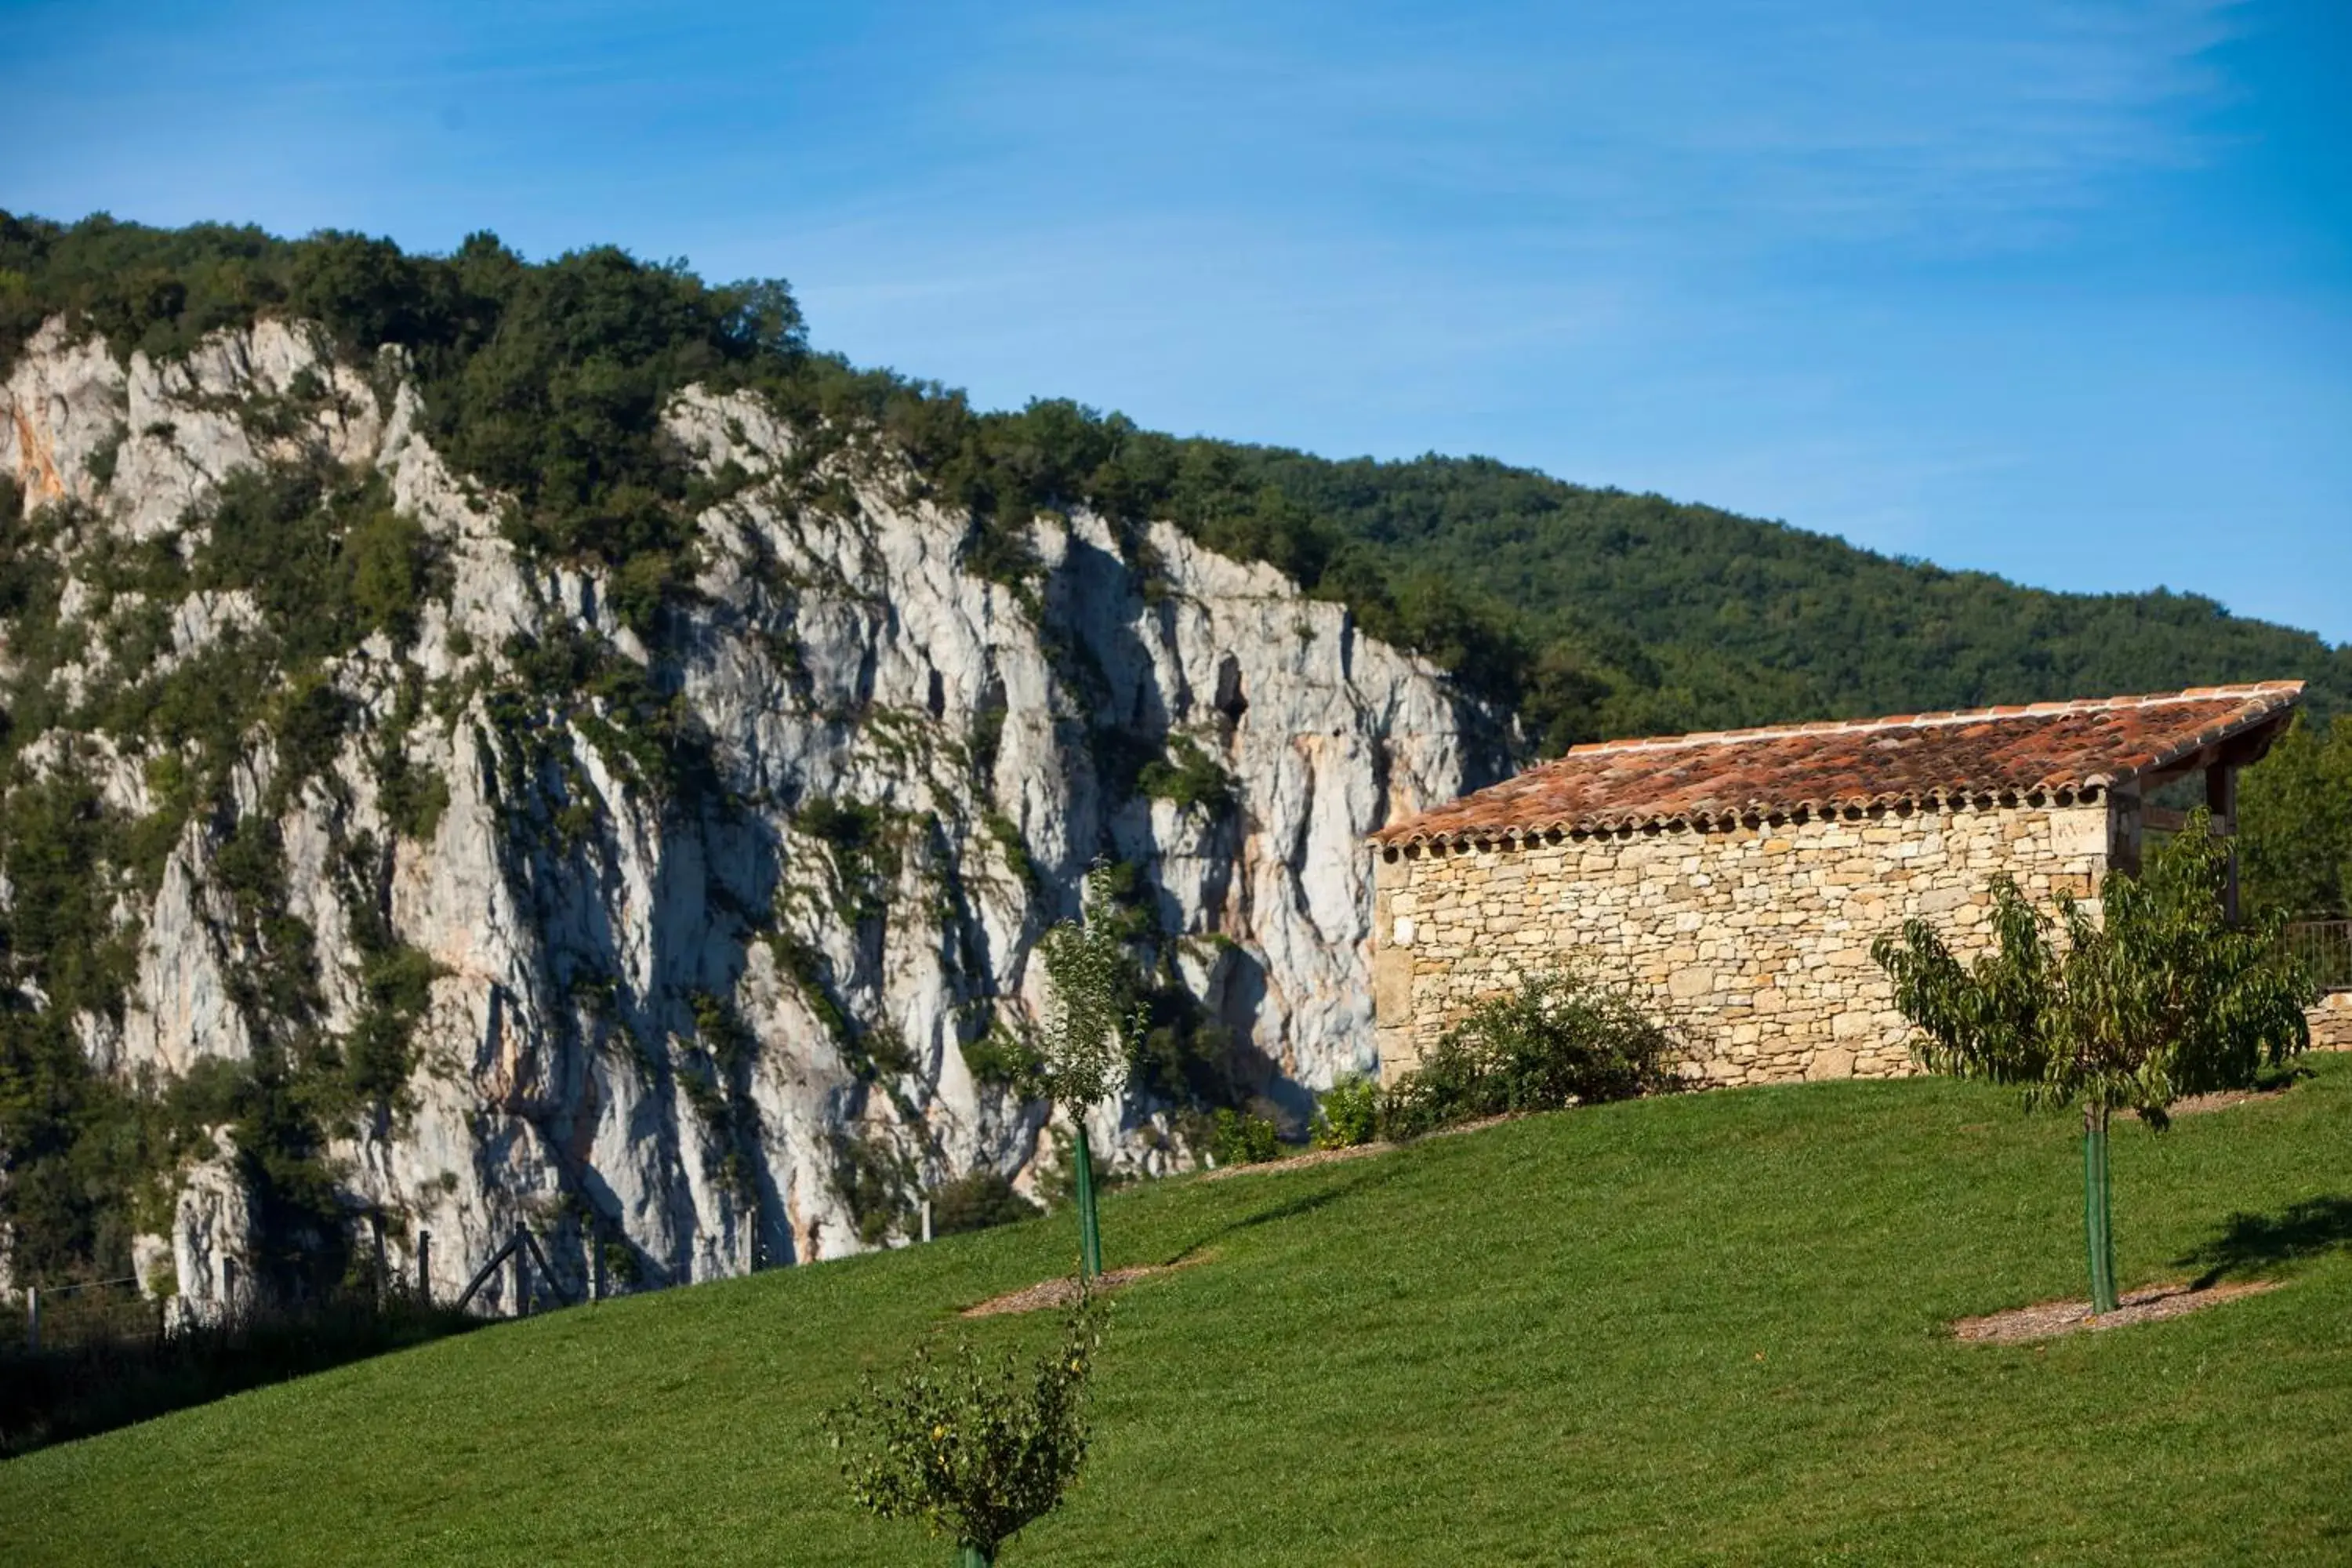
[
  {"xmin": 1874, "ymin": 812, "xmax": 2314, "ymax": 1312},
  {"xmin": 1312, "ymin": 1075, "xmax": 1381, "ymax": 1149},
  {"xmin": 377, "ymin": 753, "xmax": 450, "ymax": 842},
  {"xmin": 829, "ymin": 1131, "xmax": 916, "ymax": 1247},
  {"xmin": 826, "ymin": 1289, "xmax": 1107, "ymax": 1565},
  {"xmin": 343, "ymin": 943, "xmax": 445, "ymax": 1115},
  {"xmin": 929, "ymin": 1171, "xmax": 1042, "ymax": 1237},
  {"xmin": 1207, "ymin": 1107, "xmax": 1282, "ymax": 1166},
  {"xmin": 795, "ymin": 796, "xmax": 904, "ymax": 922},
  {"xmin": 1382, "ymin": 971, "xmax": 1682, "ymax": 1140},
  {"xmin": 1135, "ymin": 734, "xmax": 1233, "ymax": 817},
  {"xmin": 961, "ymin": 1025, "xmax": 1045, "ymax": 1091}
]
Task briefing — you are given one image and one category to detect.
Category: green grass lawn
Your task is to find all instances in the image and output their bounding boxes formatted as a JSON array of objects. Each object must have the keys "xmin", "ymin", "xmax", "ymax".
[{"xmin": 6, "ymin": 1058, "xmax": 2350, "ymax": 1566}]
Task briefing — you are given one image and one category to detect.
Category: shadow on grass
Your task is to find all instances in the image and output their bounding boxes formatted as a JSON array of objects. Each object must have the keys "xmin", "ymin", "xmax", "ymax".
[
  {"xmin": 0, "ymin": 1296, "xmax": 480, "ymax": 1461},
  {"xmin": 2177, "ymin": 1196, "xmax": 2352, "ymax": 1289},
  {"xmin": 1160, "ymin": 1160, "xmax": 1406, "ymax": 1268}
]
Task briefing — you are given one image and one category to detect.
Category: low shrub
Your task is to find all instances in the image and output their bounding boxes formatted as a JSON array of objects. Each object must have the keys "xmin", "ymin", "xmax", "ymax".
[
  {"xmin": 1207, "ymin": 1107, "xmax": 1282, "ymax": 1167},
  {"xmin": 960, "ymin": 1026, "xmax": 1045, "ymax": 1091},
  {"xmin": 826, "ymin": 1288, "xmax": 1108, "ymax": 1565},
  {"xmin": 1136, "ymin": 734, "xmax": 1233, "ymax": 817},
  {"xmin": 1312, "ymin": 1074, "xmax": 1381, "ymax": 1149},
  {"xmin": 1382, "ymin": 971, "xmax": 1681, "ymax": 1140},
  {"xmin": 829, "ymin": 1131, "xmax": 918, "ymax": 1246},
  {"xmin": 930, "ymin": 1172, "xmax": 1043, "ymax": 1236}
]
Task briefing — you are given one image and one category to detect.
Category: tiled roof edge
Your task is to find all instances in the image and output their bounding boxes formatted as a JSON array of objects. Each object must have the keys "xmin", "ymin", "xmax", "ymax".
[
  {"xmin": 1549, "ymin": 681, "xmax": 2304, "ymax": 760},
  {"xmin": 1373, "ymin": 782, "xmax": 2108, "ymax": 850},
  {"xmin": 1367, "ymin": 681, "xmax": 2306, "ymax": 849}
]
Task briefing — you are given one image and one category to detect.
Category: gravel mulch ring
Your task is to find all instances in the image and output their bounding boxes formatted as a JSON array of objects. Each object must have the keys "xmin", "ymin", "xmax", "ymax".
[
  {"xmin": 961, "ymin": 1256, "xmax": 1208, "ymax": 1318},
  {"xmin": 1952, "ymin": 1279, "xmax": 2281, "ymax": 1344}
]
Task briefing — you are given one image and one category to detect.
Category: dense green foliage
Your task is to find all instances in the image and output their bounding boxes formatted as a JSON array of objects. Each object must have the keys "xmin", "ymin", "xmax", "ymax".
[
  {"xmin": 4, "ymin": 1065, "xmax": 2349, "ymax": 1562},
  {"xmin": 7, "ymin": 210, "xmax": 2344, "ymax": 755},
  {"xmin": 1875, "ymin": 818, "xmax": 2315, "ymax": 1310},
  {"xmin": 826, "ymin": 1291, "xmax": 1106, "ymax": 1563},
  {"xmin": 1237, "ymin": 452, "xmax": 2352, "ymax": 744},
  {"xmin": 1134, "ymin": 735, "xmax": 1233, "ymax": 818},
  {"xmin": 1874, "ymin": 815, "xmax": 2315, "ymax": 1126},
  {"xmin": 1309, "ymin": 1075, "xmax": 1381, "ymax": 1149},
  {"xmin": 2242, "ymin": 714, "xmax": 2352, "ymax": 920},
  {"xmin": 1381, "ymin": 970, "xmax": 1684, "ymax": 1140},
  {"xmin": 928, "ymin": 1172, "xmax": 1044, "ymax": 1238},
  {"xmin": 1204, "ymin": 1107, "xmax": 1283, "ymax": 1167}
]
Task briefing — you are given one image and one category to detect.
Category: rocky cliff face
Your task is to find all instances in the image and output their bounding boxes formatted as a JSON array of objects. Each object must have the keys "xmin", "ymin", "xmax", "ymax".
[{"xmin": 0, "ymin": 317, "xmax": 1499, "ymax": 1314}]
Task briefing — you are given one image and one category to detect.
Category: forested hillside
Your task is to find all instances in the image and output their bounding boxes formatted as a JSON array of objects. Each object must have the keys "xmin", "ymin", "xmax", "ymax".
[
  {"xmin": 1233, "ymin": 452, "xmax": 2352, "ymax": 743},
  {"xmin": 5, "ymin": 212, "xmax": 2344, "ymax": 758}
]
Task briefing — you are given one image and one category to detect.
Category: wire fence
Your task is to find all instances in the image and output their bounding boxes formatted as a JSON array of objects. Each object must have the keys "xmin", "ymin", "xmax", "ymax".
[
  {"xmin": 2287, "ymin": 920, "xmax": 2352, "ymax": 993},
  {"xmin": 16, "ymin": 1276, "xmax": 166, "ymax": 1352}
]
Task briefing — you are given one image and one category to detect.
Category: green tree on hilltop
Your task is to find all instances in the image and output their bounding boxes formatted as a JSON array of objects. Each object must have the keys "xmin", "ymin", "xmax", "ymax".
[{"xmin": 2241, "ymin": 713, "xmax": 2352, "ymax": 921}]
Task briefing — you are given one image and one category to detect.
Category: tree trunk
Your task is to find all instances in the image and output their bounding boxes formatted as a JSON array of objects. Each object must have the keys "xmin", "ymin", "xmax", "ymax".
[
  {"xmin": 956, "ymin": 1541, "xmax": 993, "ymax": 1567},
  {"xmin": 1074, "ymin": 1122, "xmax": 1103, "ymax": 1281},
  {"xmin": 2082, "ymin": 1104, "xmax": 2118, "ymax": 1315}
]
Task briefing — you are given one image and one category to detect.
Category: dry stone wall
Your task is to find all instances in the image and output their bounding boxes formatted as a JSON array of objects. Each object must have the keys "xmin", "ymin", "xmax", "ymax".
[
  {"xmin": 2310, "ymin": 992, "xmax": 2352, "ymax": 1051},
  {"xmin": 1371, "ymin": 801, "xmax": 2113, "ymax": 1086}
]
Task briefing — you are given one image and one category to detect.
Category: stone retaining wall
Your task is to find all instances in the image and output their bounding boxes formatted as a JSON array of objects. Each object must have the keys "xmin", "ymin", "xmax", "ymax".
[
  {"xmin": 1371, "ymin": 802, "xmax": 2113, "ymax": 1087},
  {"xmin": 2310, "ymin": 992, "xmax": 2352, "ymax": 1051}
]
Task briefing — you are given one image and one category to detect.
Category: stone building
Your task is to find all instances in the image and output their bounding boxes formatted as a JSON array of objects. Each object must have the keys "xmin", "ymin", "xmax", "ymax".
[{"xmin": 1369, "ymin": 684, "xmax": 2305, "ymax": 1087}]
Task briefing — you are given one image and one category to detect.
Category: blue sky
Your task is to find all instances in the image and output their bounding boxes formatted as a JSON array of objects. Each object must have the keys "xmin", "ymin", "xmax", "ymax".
[{"xmin": 6, "ymin": 0, "xmax": 2348, "ymax": 639}]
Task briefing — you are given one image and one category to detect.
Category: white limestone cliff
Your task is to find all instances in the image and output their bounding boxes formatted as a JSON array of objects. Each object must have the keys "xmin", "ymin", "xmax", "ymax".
[{"xmin": 0, "ymin": 317, "xmax": 1500, "ymax": 1316}]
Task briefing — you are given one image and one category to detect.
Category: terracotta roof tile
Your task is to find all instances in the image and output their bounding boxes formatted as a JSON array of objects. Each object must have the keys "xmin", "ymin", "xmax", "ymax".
[{"xmin": 1370, "ymin": 682, "xmax": 2305, "ymax": 848}]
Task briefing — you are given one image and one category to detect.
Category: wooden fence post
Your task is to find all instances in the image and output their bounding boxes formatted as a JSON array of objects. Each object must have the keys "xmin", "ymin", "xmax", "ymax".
[
  {"xmin": 510, "ymin": 1229, "xmax": 530, "ymax": 1318},
  {"xmin": 25, "ymin": 1285, "xmax": 38, "ymax": 1352},
  {"xmin": 416, "ymin": 1229, "xmax": 432, "ymax": 1306}
]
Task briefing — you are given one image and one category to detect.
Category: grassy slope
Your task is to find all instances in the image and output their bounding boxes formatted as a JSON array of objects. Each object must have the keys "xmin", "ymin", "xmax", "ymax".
[{"xmin": 5, "ymin": 1060, "xmax": 2350, "ymax": 1566}]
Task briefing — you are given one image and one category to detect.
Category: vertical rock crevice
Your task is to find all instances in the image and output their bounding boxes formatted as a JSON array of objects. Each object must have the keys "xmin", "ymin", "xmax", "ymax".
[{"xmin": 0, "ymin": 325, "xmax": 1500, "ymax": 1314}]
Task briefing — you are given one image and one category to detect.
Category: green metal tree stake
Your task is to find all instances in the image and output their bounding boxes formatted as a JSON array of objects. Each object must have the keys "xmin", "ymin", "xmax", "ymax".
[
  {"xmin": 2082, "ymin": 1106, "xmax": 2118, "ymax": 1315},
  {"xmin": 1073, "ymin": 1123, "xmax": 1103, "ymax": 1281}
]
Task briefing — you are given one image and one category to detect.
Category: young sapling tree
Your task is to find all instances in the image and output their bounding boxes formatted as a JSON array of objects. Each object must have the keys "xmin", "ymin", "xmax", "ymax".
[
  {"xmin": 826, "ymin": 1290, "xmax": 1109, "ymax": 1566},
  {"xmin": 1033, "ymin": 869, "xmax": 1140, "ymax": 1279},
  {"xmin": 1872, "ymin": 809, "xmax": 2314, "ymax": 1312}
]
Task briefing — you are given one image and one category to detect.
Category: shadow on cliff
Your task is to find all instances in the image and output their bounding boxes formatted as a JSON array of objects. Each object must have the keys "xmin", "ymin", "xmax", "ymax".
[{"xmin": 1054, "ymin": 535, "xmax": 1316, "ymax": 1141}]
